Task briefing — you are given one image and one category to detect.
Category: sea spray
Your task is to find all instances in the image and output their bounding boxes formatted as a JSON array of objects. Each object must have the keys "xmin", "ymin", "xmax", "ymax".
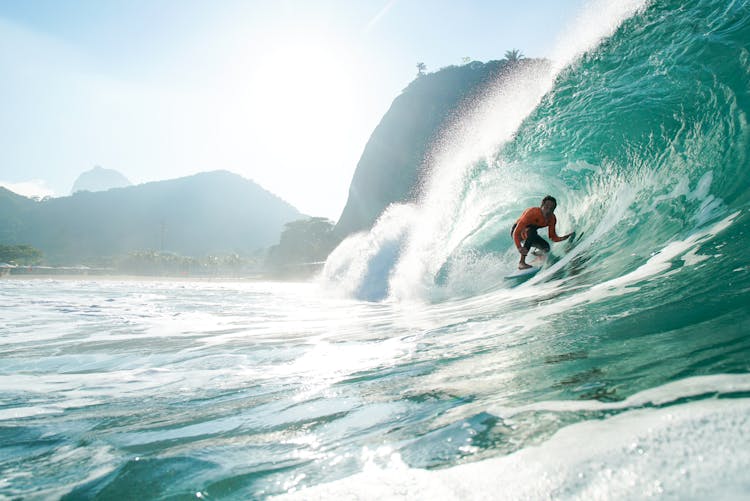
[
  {"xmin": 321, "ymin": 204, "xmax": 417, "ymax": 301},
  {"xmin": 323, "ymin": 0, "xmax": 650, "ymax": 301}
]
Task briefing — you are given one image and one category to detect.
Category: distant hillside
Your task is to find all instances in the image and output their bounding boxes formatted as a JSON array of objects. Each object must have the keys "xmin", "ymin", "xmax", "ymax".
[
  {"xmin": 71, "ymin": 165, "xmax": 132, "ymax": 194},
  {"xmin": 335, "ymin": 58, "xmax": 546, "ymax": 237},
  {"xmin": 0, "ymin": 171, "xmax": 303, "ymax": 264},
  {"xmin": 0, "ymin": 187, "xmax": 36, "ymax": 247}
]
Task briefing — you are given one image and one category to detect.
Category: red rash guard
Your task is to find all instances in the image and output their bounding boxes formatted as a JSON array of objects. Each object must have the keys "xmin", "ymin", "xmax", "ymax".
[{"xmin": 513, "ymin": 207, "xmax": 563, "ymax": 248}]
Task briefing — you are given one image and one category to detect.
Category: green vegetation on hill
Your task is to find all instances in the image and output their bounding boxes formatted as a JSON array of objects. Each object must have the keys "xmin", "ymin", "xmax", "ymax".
[
  {"xmin": 266, "ymin": 217, "xmax": 337, "ymax": 278},
  {"xmin": 115, "ymin": 250, "xmax": 262, "ymax": 277},
  {"xmin": 0, "ymin": 244, "xmax": 42, "ymax": 265}
]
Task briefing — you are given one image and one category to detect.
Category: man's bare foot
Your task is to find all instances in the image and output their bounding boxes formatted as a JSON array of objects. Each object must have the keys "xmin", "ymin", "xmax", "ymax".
[{"xmin": 518, "ymin": 263, "xmax": 532, "ymax": 270}]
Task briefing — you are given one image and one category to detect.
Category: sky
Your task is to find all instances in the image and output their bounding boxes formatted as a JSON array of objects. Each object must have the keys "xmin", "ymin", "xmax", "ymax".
[{"xmin": 0, "ymin": 0, "xmax": 586, "ymax": 220}]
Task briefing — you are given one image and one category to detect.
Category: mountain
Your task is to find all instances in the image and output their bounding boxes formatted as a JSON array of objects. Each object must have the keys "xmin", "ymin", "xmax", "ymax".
[
  {"xmin": 0, "ymin": 171, "xmax": 303, "ymax": 264},
  {"xmin": 0, "ymin": 187, "xmax": 37, "ymax": 247},
  {"xmin": 71, "ymin": 165, "xmax": 132, "ymax": 194},
  {"xmin": 334, "ymin": 59, "xmax": 546, "ymax": 238}
]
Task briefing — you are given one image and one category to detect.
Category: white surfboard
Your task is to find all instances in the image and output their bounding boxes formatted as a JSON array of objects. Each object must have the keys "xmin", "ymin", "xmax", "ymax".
[
  {"xmin": 504, "ymin": 265, "xmax": 541, "ymax": 279},
  {"xmin": 505, "ymin": 250, "xmax": 547, "ymax": 280}
]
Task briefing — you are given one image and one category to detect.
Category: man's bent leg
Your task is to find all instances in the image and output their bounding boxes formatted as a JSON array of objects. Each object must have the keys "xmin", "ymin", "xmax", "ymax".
[
  {"xmin": 518, "ymin": 237, "xmax": 533, "ymax": 269},
  {"xmin": 525, "ymin": 228, "xmax": 550, "ymax": 254}
]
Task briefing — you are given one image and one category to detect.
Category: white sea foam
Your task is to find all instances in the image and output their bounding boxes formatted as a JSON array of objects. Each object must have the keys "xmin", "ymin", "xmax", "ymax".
[
  {"xmin": 275, "ymin": 375, "xmax": 750, "ymax": 500},
  {"xmin": 487, "ymin": 373, "xmax": 750, "ymax": 417}
]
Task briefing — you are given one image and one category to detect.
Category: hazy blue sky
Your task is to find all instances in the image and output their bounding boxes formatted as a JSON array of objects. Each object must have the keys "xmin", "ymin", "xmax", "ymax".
[{"xmin": 0, "ymin": 0, "xmax": 586, "ymax": 219}]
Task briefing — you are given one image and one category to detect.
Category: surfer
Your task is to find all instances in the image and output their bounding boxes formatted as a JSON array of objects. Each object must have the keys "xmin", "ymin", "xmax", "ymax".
[{"xmin": 511, "ymin": 195, "xmax": 574, "ymax": 269}]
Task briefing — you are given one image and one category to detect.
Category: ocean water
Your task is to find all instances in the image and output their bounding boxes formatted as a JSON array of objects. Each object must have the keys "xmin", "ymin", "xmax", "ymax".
[{"xmin": 3, "ymin": 0, "xmax": 750, "ymax": 499}]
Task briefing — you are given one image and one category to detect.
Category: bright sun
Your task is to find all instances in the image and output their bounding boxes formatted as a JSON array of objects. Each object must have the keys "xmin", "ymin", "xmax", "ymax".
[{"xmin": 210, "ymin": 34, "xmax": 365, "ymax": 217}]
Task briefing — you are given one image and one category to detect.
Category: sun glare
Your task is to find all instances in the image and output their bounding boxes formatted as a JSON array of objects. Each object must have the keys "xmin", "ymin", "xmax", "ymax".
[
  {"xmin": 250, "ymin": 43, "xmax": 357, "ymax": 147},
  {"xmin": 227, "ymin": 40, "xmax": 361, "ymax": 216}
]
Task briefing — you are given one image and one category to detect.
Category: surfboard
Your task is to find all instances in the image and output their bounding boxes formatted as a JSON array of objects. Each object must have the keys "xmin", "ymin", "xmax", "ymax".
[
  {"xmin": 505, "ymin": 249, "xmax": 547, "ymax": 280},
  {"xmin": 504, "ymin": 265, "xmax": 541, "ymax": 279}
]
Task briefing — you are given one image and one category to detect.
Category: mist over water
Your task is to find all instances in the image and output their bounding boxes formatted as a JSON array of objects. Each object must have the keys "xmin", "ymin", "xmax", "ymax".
[{"xmin": 3, "ymin": 0, "xmax": 750, "ymax": 499}]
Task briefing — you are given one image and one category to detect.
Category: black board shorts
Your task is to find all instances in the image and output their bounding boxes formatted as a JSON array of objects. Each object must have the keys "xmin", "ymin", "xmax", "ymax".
[{"xmin": 510, "ymin": 223, "xmax": 550, "ymax": 252}]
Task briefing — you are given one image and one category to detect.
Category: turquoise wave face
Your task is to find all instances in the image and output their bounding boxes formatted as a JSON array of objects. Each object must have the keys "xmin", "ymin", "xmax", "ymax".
[
  {"xmin": 508, "ymin": 0, "xmax": 750, "ymax": 204},
  {"xmin": 324, "ymin": 0, "xmax": 750, "ymax": 304},
  {"xmin": 423, "ymin": 0, "xmax": 750, "ymax": 296},
  {"xmin": 412, "ymin": 0, "xmax": 750, "ymax": 410}
]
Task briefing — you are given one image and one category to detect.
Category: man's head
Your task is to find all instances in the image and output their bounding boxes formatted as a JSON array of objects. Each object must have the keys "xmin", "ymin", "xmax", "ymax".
[{"xmin": 540, "ymin": 195, "xmax": 557, "ymax": 217}]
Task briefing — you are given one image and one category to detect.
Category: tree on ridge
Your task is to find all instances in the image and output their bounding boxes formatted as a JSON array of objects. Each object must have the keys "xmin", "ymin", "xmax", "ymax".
[{"xmin": 504, "ymin": 49, "xmax": 525, "ymax": 63}]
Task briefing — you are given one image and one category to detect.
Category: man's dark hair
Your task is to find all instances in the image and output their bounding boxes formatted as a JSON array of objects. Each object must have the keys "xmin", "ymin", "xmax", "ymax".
[{"xmin": 542, "ymin": 195, "xmax": 557, "ymax": 207}]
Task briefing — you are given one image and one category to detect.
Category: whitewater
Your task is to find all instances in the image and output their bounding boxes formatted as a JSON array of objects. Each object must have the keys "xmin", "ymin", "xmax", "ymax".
[{"xmin": 3, "ymin": 0, "xmax": 750, "ymax": 499}]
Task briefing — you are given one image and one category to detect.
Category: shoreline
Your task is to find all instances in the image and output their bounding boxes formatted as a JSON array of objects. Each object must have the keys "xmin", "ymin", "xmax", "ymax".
[
  {"xmin": 0, "ymin": 272, "xmax": 317, "ymax": 283},
  {"xmin": 2, "ymin": 263, "xmax": 324, "ymax": 282},
  {"xmin": 2, "ymin": 273, "xmax": 263, "ymax": 283}
]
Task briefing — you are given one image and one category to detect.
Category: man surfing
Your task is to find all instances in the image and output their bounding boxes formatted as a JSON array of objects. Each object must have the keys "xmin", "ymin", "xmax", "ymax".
[{"xmin": 511, "ymin": 195, "xmax": 574, "ymax": 270}]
